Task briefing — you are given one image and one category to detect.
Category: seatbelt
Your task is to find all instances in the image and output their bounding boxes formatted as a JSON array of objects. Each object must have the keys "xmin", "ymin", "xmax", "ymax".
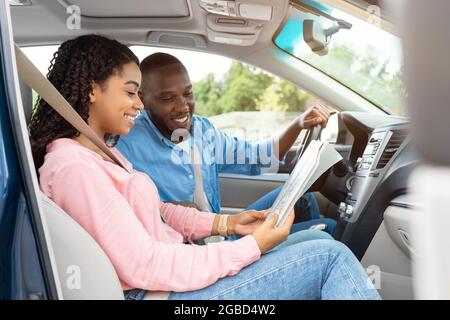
[
  {"xmin": 191, "ymin": 143, "xmax": 225, "ymax": 243},
  {"xmin": 191, "ymin": 144, "xmax": 213, "ymax": 212},
  {"xmin": 14, "ymin": 45, "xmax": 131, "ymax": 173}
]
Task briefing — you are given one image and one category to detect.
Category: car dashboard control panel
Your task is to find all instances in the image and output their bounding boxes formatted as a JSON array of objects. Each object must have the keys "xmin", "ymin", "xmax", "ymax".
[{"xmin": 338, "ymin": 128, "xmax": 408, "ymax": 221}]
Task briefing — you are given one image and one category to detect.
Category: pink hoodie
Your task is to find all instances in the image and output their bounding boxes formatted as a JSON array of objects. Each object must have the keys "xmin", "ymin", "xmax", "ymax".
[{"xmin": 39, "ymin": 138, "xmax": 261, "ymax": 292}]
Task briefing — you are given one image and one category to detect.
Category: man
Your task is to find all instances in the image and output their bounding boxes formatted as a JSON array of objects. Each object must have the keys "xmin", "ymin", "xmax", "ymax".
[{"xmin": 117, "ymin": 53, "xmax": 336, "ymax": 235}]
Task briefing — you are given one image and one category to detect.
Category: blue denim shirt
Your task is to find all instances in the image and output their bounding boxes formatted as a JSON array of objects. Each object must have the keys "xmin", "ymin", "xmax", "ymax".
[{"xmin": 117, "ymin": 112, "xmax": 281, "ymax": 213}]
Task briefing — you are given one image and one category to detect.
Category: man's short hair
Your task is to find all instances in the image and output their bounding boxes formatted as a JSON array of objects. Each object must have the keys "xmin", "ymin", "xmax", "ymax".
[{"xmin": 140, "ymin": 52, "xmax": 184, "ymax": 74}]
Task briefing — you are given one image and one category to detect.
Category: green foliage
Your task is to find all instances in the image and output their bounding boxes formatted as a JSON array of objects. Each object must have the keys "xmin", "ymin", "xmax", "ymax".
[
  {"xmin": 258, "ymin": 80, "xmax": 313, "ymax": 112},
  {"xmin": 219, "ymin": 63, "xmax": 273, "ymax": 113},
  {"xmin": 192, "ymin": 73, "xmax": 222, "ymax": 116},
  {"xmin": 193, "ymin": 62, "xmax": 312, "ymax": 116}
]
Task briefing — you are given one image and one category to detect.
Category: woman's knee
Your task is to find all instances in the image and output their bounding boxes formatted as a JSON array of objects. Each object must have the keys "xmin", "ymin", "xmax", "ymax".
[
  {"xmin": 287, "ymin": 238, "xmax": 355, "ymax": 262},
  {"xmin": 310, "ymin": 239, "xmax": 359, "ymax": 267}
]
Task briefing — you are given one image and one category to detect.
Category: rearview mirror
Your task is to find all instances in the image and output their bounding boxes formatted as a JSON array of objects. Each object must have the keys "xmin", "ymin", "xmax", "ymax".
[
  {"xmin": 303, "ymin": 19, "xmax": 351, "ymax": 56},
  {"xmin": 303, "ymin": 19, "xmax": 329, "ymax": 56}
]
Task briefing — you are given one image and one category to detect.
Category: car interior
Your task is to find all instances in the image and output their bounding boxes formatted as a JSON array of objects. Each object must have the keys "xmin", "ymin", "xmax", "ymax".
[{"xmin": 4, "ymin": 0, "xmax": 419, "ymax": 299}]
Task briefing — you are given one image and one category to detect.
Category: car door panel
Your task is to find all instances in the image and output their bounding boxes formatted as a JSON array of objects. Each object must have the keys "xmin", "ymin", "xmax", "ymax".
[
  {"xmin": 219, "ymin": 173, "xmax": 287, "ymax": 213},
  {"xmin": 361, "ymin": 196, "xmax": 416, "ymax": 300}
]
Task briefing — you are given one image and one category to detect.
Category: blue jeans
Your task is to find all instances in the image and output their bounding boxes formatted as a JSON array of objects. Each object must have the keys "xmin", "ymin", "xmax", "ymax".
[
  {"xmin": 246, "ymin": 186, "xmax": 336, "ymax": 236},
  {"xmin": 167, "ymin": 233, "xmax": 380, "ymax": 300},
  {"xmin": 124, "ymin": 231, "xmax": 380, "ymax": 300}
]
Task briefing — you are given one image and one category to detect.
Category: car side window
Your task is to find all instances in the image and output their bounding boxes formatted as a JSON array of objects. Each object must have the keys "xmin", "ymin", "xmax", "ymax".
[
  {"xmin": 22, "ymin": 45, "xmax": 59, "ymax": 112},
  {"xmin": 194, "ymin": 62, "xmax": 320, "ymax": 143},
  {"xmin": 131, "ymin": 46, "xmax": 331, "ymax": 143}
]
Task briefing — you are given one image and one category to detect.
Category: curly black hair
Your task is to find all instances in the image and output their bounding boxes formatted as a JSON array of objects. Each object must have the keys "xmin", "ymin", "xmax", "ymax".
[{"xmin": 29, "ymin": 34, "xmax": 139, "ymax": 170}]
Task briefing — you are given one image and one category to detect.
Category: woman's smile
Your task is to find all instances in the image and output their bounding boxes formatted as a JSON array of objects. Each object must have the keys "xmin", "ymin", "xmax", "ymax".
[{"xmin": 124, "ymin": 111, "xmax": 140, "ymax": 126}]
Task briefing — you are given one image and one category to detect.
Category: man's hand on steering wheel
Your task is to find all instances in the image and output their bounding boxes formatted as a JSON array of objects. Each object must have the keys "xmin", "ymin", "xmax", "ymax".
[
  {"xmin": 275, "ymin": 102, "xmax": 331, "ymax": 172},
  {"xmin": 288, "ymin": 103, "xmax": 331, "ymax": 173},
  {"xmin": 298, "ymin": 103, "xmax": 330, "ymax": 130}
]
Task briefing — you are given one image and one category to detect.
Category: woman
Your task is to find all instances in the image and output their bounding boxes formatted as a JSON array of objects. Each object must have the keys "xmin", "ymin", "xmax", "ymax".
[{"xmin": 29, "ymin": 34, "xmax": 380, "ymax": 300}]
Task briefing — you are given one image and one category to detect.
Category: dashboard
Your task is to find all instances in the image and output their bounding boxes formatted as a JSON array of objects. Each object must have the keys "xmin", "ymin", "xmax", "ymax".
[{"xmin": 321, "ymin": 112, "xmax": 418, "ymax": 259}]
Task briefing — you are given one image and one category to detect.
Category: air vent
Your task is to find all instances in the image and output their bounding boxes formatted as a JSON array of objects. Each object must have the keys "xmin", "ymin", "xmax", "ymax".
[{"xmin": 376, "ymin": 129, "xmax": 409, "ymax": 169}]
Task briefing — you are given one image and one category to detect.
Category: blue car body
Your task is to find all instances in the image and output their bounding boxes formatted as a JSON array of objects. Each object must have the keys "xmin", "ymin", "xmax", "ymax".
[{"xmin": 0, "ymin": 2, "xmax": 56, "ymax": 299}]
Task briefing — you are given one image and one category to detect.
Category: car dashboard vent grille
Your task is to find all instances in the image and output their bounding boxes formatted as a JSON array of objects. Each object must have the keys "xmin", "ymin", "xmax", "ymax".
[{"xmin": 376, "ymin": 129, "xmax": 409, "ymax": 169}]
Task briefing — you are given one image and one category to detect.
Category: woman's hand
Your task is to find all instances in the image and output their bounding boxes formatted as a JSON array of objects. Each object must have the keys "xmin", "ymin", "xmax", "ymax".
[
  {"xmin": 252, "ymin": 209, "xmax": 295, "ymax": 254},
  {"xmin": 228, "ymin": 210, "xmax": 269, "ymax": 236}
]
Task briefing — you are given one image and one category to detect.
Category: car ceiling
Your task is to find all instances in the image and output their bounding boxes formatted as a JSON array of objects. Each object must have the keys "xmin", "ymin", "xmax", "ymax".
[
  {"xmin": 10, "ymin": 0, "xmax": 396, "ymax": 54},
  {"xmin": 10, "ymin": 0, "xmax": 289, "ymax": 60}
]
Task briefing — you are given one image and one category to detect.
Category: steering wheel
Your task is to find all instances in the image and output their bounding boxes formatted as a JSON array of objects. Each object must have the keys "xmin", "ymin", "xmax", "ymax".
[{"xmin": 288, "ymin": 125, "xmax": 323, "ymax": 174}]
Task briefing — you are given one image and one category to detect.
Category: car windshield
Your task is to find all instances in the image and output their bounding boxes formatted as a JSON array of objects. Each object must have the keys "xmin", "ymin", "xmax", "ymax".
[{"xmin": 274, "ymin": 0, "xmax": 405, "ymax": 115}]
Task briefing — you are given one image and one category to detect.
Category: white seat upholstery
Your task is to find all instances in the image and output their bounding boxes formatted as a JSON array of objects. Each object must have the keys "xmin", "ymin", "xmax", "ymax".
[{"xmin": 40, "ymin": 192, "xmax": 124, "ymax": 300}]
